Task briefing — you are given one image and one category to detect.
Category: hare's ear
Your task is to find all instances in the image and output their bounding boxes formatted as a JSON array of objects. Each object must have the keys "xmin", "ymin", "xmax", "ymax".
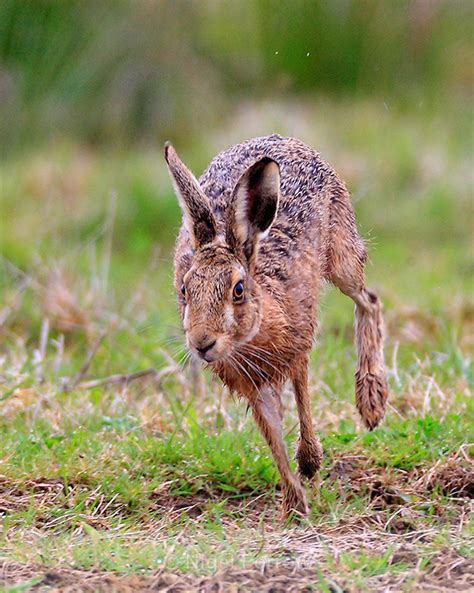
[
  {"xmin": 227, "ymin": 157, "xmax": 280, "ymax": 261},
  {"xmin": 164, "ymin": 142, "xmax": 217, "ymax": 249}
]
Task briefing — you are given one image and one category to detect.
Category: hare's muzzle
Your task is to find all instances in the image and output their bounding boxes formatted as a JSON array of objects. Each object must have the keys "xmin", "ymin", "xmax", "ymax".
[
  {"xmin": 196, "ymin": 339, "xmax": 216, "ymax": 358},
  {"xmin": 188, "ymin": 333, "xmax": 223, "ymax": 362}
]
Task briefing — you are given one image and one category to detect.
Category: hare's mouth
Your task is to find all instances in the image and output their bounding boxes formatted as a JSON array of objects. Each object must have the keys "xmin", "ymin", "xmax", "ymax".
[
  {"xmin": 188, "ymin": 335, "xmax": 230, "ymax": 363},
  {"xmin": 198, "ymin": 350, "xmax": 222, "ymax": 363}
]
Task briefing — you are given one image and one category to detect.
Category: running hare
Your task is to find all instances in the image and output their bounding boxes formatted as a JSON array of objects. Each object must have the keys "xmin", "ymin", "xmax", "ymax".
[{"xmin": 165, "ymin": 135, "xmax": 388, "ymax": 519}]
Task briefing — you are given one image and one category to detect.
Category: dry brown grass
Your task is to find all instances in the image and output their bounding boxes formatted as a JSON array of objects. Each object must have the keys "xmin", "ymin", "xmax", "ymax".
[{"xmin": 1, "ymin": 520, "xmax": 473, "ymax": 592}]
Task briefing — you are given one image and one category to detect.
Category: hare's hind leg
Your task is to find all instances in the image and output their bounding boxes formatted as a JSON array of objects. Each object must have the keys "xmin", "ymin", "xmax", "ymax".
[
  {"xmin": 292, "ymin": 356, "xmax": 323, "ymax": 480},
  {"xmin": 251, "ymin": 386, "xmax": 308, "ymax": 519},
  {"xmin": 327, "ymin": 210, "xmax": 388, "ymax": 430}
]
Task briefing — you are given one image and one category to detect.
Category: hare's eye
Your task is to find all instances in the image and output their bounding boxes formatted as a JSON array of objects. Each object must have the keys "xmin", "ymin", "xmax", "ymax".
[
  {"xmin": 233, "ymin": 281, "xmax": 244, "ymax": 302},
  {"xmin": 180, "ymin": 283, "xmax": 186, "ymax": 297}
]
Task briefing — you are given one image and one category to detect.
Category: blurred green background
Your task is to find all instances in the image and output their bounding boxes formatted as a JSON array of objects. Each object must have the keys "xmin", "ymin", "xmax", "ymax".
[
  {"xmin": 1, "ymin": 0, "xmax": 472, "ymax": 150},
  {"xmin": 0, "ymin": 0, "xmax": 472, "ymax": 350}
]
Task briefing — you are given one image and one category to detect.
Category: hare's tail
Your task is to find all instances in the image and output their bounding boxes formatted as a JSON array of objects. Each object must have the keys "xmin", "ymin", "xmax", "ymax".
[{"xmin": 353, "ymin": 289, "xmax": 388, "ymax": 430}]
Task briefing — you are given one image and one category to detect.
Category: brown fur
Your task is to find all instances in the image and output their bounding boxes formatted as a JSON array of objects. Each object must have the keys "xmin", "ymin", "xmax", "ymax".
[{"xmin": 165, "ymin": 135, "xmax": 388, "ymax": 519}]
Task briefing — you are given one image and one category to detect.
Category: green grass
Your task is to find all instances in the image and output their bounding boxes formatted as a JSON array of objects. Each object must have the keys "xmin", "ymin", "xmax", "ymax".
[{"xmin": 0, "ymin": 98, "xmax": 472, "ymax": 591}]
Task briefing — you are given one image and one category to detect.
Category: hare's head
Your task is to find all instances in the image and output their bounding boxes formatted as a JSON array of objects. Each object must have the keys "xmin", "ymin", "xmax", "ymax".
[{"xmin": 165, "ymin": 143, "xmax": 280, "ymax": 362}]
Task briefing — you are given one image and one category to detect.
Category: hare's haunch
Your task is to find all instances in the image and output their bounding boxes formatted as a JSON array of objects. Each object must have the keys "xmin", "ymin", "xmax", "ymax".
[{"xmin": 165, "ymin": 135, "xmax": 388, "ymax": 519}]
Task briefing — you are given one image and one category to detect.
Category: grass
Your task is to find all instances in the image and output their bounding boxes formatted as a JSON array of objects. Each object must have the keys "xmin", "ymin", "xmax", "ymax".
[{"xmin": 0, "ymin": 98, "xmax": 473, "ymax": 591}]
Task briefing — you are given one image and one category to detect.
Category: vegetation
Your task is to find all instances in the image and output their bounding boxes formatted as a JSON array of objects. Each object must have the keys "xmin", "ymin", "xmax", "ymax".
[
  {"xmin": 0, "ymin": 1, "xmax": 472, "ymax": 591},
  {"xmin": 1, "ymin": 1, "xmax": 472, "ymax": 151}
]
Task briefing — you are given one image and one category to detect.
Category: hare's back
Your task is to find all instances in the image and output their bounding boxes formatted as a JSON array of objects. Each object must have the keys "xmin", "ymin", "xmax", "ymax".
[{"xmin": 199, "ymin": 134, "xmax": 340, "ymax": 231}]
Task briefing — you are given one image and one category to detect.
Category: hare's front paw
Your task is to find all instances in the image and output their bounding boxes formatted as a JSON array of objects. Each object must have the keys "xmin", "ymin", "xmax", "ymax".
[
  {"xmin": 296, "ymin": 436, "xmax": 323, "ymax": 480},
  {"xmin": 280, "ymin": 479, "xmax": 308, "ymax": 521}
]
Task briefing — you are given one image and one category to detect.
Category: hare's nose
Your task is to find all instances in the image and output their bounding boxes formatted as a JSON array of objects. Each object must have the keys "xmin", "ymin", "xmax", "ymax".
[{"xmin": 196, "ymin": 339, "xmax": 216, "ymax": 355}]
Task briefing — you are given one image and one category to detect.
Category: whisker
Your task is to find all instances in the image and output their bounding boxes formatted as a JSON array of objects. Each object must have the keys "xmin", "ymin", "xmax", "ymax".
[
  {"xmin": 230, "ymin": 353, "xmax": 260, "ymax": 395},
  {"xmin": 239, "ymin": 349, "xmax": 287, "ymax": 384},
  {"xmin": 239, "ymin": 343, "xmax": 281, "ymax": 367},
  {"xmin": 173, "ymin": 346, "xmax": 187, "ymax": 360},
  {"xmin": 233, "ymin": 352, "xmax": 264, "ymax": 392},
  {"xmin": 179, "ymin": 350, "xmax": 193, "ymax": 368},
  {"xmin": 239, "ymin": 343, "xmax": 287, "ymax": 369},
  {"xmin": 234, "ymin": 350, "xmax": 267, "ymax": 381},
  {"xmin": 240, "ymin": 341, "xmax": 287, "ymax": 360}
]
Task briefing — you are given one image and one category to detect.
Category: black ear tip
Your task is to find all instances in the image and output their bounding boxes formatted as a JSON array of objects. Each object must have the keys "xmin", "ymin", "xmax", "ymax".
[{"xmin": 163, "ymin": 141, "xmax": 173, "ymax": 161}]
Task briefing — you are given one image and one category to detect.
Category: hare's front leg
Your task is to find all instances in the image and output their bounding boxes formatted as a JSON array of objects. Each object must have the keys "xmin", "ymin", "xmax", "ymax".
[
  {"xmin": 251, "ymin": 386, "xmax": 308, "ymax": 519},
  {"xmin": 292, "ymin": 356, "xmax": 323, "ymax": 480}
]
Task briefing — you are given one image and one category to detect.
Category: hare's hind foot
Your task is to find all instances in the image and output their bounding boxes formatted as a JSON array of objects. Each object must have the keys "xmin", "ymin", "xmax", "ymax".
[
  {"xmin": 355, "ymin": 371, "xmax": 388, "ymax": 430},
  {"xmin": 280, "ymin": 478, "xmax": 309, "ymax": 521},
  {"xmin": 296, "ymin": 436, "xmax": 323, "ymax": 480}
]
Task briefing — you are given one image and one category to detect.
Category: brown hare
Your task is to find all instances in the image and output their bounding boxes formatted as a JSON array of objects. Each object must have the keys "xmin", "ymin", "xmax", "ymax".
[{"xmin": 164, "ymin": 135, "xmax": 388, "ymax": 519}]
